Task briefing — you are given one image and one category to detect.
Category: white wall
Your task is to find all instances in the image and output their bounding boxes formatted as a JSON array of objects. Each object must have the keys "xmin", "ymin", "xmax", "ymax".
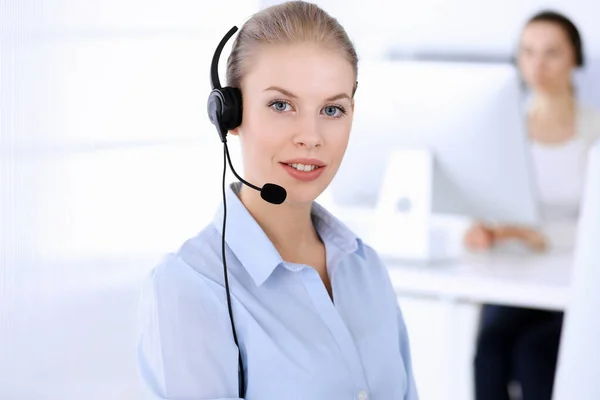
[
  {"xmin": 262, "ymin": 1, "xmax": 600, "ymax": 108},
  {"xmin": 262, "ymin": 0, "xmax": 600, "ymax": 56},
  {"xmin": 1, "ymin": 1, "xmax": 253, "ymax": 398}
]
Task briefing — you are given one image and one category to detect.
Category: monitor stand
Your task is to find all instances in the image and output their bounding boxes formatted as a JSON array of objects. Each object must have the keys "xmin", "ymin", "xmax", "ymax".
[{"xmin": 369, "ymin": 149, "xmax": 466, "ymax": 264}]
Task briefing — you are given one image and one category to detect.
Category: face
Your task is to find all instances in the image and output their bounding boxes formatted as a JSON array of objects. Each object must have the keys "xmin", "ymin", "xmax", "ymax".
[
  {"xmin": 517, "ymin": 21, "xmax": 577, "ymax": 94},
  {"xmin": 231, "ymin": 42, "xmax": 356, "ymax": 205}
]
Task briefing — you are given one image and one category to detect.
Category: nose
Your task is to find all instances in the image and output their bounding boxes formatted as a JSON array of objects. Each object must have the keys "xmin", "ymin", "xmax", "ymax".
[
  {"xmin": 293, "ymin": 114, "xmax": 323, "ymax": 149},
  {"xmin": 531, "ymin": 54, "xmax": 548, "ymax": 69}
]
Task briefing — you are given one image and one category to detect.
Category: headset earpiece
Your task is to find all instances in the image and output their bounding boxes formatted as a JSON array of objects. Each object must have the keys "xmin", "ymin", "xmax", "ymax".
[
  {"xmin": 208, "ymin": 86, "xmax": 243, "ymax": 143},
  {"xmin": 207, "ymin": 26, "xmax": 243, "ymax": 144}
]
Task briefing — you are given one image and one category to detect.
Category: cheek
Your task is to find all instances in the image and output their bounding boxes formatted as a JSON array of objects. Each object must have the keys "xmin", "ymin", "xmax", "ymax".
[
  {"xmin": 518, "ymin": 59, "xmax": 535, "ymax": 78},
  {"xmin": 327, "ymin": 122, "xmax": 352, "ymax": 159},
  {"xmin": 536, "ymin": 61, "xmax": 572, "ymax": 85},
  {"xmin": 240, "ymin": 108, "xmax": 288, "ymax": 160},
  {"xmin": 550, "ymin": 60, "xmax": 573, "ymax": 76},
  {"xmin": 519, "ymin": 63, "xmax": 533, "ymax": 79}
]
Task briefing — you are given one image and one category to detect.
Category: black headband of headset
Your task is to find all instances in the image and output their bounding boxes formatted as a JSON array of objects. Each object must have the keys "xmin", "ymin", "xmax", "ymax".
[{"xmin": 210, "ymin": 26, "xmax": 238, "ymax": 90}]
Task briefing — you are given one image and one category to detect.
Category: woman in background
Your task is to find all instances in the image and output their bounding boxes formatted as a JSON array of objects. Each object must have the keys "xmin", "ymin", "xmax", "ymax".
[{"xmin": 465, "ymin": 10, "xmax": 600, "ymax": 400}]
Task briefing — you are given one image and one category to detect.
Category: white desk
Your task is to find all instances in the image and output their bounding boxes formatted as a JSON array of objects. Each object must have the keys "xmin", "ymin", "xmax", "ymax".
[
  {"xmin": 382, "ymin": 249, "xmax": 574, "ymax": 400},
  {"xmin": 331, "ymin": 205, "xmax": 576, "ymax": 312},
  {"xmin": 385, "ymin": 249, "xmax": 573, "ymax": 311}
]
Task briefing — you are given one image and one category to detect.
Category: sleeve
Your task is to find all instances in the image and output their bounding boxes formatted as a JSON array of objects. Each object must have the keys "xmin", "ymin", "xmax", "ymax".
[
  {"xmin": 396, "ymin": 302, "xmax": 419, "ymax": 400},
  {"xmin": 136, "ymin": 255, "xmax": 243, "ymax": 400}
]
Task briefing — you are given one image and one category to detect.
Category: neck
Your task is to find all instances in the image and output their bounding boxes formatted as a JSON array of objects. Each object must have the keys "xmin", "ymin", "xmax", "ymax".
[
  {"xmin": 238, "ymin": 184, "xmax": 320, "ymax": 259},
  {"xmin": 529, "ymin": 90, "xmax": 576, "ymax": 121}
]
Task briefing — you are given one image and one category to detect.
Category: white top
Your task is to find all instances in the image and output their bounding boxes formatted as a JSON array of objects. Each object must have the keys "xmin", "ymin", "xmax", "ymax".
[
  {"xmin": 531, "ymin": 137, "xmax": 587, "ymax": 221},
  {"xmin": 528, "ymin": 105, "xmax": 600, "ymax": 248}
]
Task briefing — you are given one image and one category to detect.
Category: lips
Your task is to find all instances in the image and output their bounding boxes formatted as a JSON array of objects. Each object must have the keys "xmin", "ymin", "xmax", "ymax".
[{"xmin": 280, "ymin": 159, "xmax": 326, "ymax": 182}]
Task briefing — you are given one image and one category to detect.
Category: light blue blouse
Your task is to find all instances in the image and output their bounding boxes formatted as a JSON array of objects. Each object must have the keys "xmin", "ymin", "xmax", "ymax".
[{"xmin": 137, "ymin": 182, "xmax": 418, "ymax": 399}]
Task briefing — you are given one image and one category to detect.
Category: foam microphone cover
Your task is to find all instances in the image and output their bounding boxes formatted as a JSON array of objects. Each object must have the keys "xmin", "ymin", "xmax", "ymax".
[{"xmin": 260, "ymin": 183, "xmax": 287, "ymax": 205}]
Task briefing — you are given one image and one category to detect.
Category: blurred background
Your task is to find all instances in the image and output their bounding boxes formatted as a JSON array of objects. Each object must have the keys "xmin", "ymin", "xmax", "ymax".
[{"xmin": 1, "ymin": 0, "xmax": 598, "ymax": 399}]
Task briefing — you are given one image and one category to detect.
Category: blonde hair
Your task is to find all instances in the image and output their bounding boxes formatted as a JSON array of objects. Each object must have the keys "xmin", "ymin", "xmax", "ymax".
[{"xmin": 226, "ymin": 1, "xmax": 358, "ymax": 96}]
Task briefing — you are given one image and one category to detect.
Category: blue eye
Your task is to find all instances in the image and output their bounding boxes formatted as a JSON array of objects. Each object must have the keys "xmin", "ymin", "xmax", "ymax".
[
  {"xmin": 269, "ymin": 101, "xmax": 292, "ymax": 112},
  {"xmin": 322, "ymin": 105, "xmax": 346, "ymax": 118}
]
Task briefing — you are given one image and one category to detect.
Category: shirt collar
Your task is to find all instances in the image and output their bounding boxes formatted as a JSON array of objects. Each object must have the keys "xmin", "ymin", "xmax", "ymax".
[{"xmin": 212, "ymin": 182, "xmax": 365, "ymax": 287}]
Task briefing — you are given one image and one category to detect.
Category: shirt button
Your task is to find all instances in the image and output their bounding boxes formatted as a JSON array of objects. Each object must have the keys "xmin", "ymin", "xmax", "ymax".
[{"xmin": 357, "ymin": 390, "xmax": 368, "ymax": 400}]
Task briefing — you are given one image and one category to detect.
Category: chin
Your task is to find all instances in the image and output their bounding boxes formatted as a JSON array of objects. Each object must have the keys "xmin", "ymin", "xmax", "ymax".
[
  {"xmin": 529, "ymin": 78, "xmax": 563, "ymax": 94},
  {"xmin": 284, "ymin": 190, "xmax": 321, "ymax": 206},
  {"xmin": 282, "ymin": 183, "xmax": 327, "ymax": 206}
]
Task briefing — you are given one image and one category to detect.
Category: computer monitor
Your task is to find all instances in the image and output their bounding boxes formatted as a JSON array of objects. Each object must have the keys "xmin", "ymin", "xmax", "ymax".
[
  {"xmin": 330, "ymin": 60, "xmax": 540, "ymax": 226},
  {"xmin": 552, "ymin": 143, "xmax": 600, "ymax": 400}
]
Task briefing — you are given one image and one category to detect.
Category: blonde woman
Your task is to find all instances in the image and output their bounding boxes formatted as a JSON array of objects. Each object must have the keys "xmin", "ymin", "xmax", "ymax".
[{"xmin": 137, "ymin": 2, "xmax": 418, "ymax": 399}]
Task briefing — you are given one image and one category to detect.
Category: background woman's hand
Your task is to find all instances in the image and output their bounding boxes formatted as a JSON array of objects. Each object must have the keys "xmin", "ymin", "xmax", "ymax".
[
  {"xmin": 492, "ymin": 225, "xmax": 548, "ymax": 252},
  {"xmin": 464, "ymin": 223, "xmax": 548, "ymax": 252},
  {"xmin": 464, "ymin": 222, "xmax": 495, "ymax": 251}
]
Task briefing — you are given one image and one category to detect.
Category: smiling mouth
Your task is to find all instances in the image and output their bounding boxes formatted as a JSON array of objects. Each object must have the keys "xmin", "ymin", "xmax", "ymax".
[{"xmin": 282, "ymin": 163, "xmax": 323, "ymax": 172}]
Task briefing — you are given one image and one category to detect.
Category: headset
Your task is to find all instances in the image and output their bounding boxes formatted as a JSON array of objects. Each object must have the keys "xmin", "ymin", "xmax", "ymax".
[{"xmin": 206, "ymin": 25, "xmax": 287, "ymax": 398}]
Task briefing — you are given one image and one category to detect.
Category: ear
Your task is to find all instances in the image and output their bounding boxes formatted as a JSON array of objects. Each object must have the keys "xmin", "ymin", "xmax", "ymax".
[{"xmin": 229, "ymin": 127, "xmax": 241, "ymax": 136}]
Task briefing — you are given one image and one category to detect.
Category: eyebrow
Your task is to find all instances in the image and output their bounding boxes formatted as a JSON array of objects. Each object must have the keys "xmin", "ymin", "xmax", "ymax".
[{"xmin": 263, "ymin": 86, "xmax": 351, "ymax": 102}]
